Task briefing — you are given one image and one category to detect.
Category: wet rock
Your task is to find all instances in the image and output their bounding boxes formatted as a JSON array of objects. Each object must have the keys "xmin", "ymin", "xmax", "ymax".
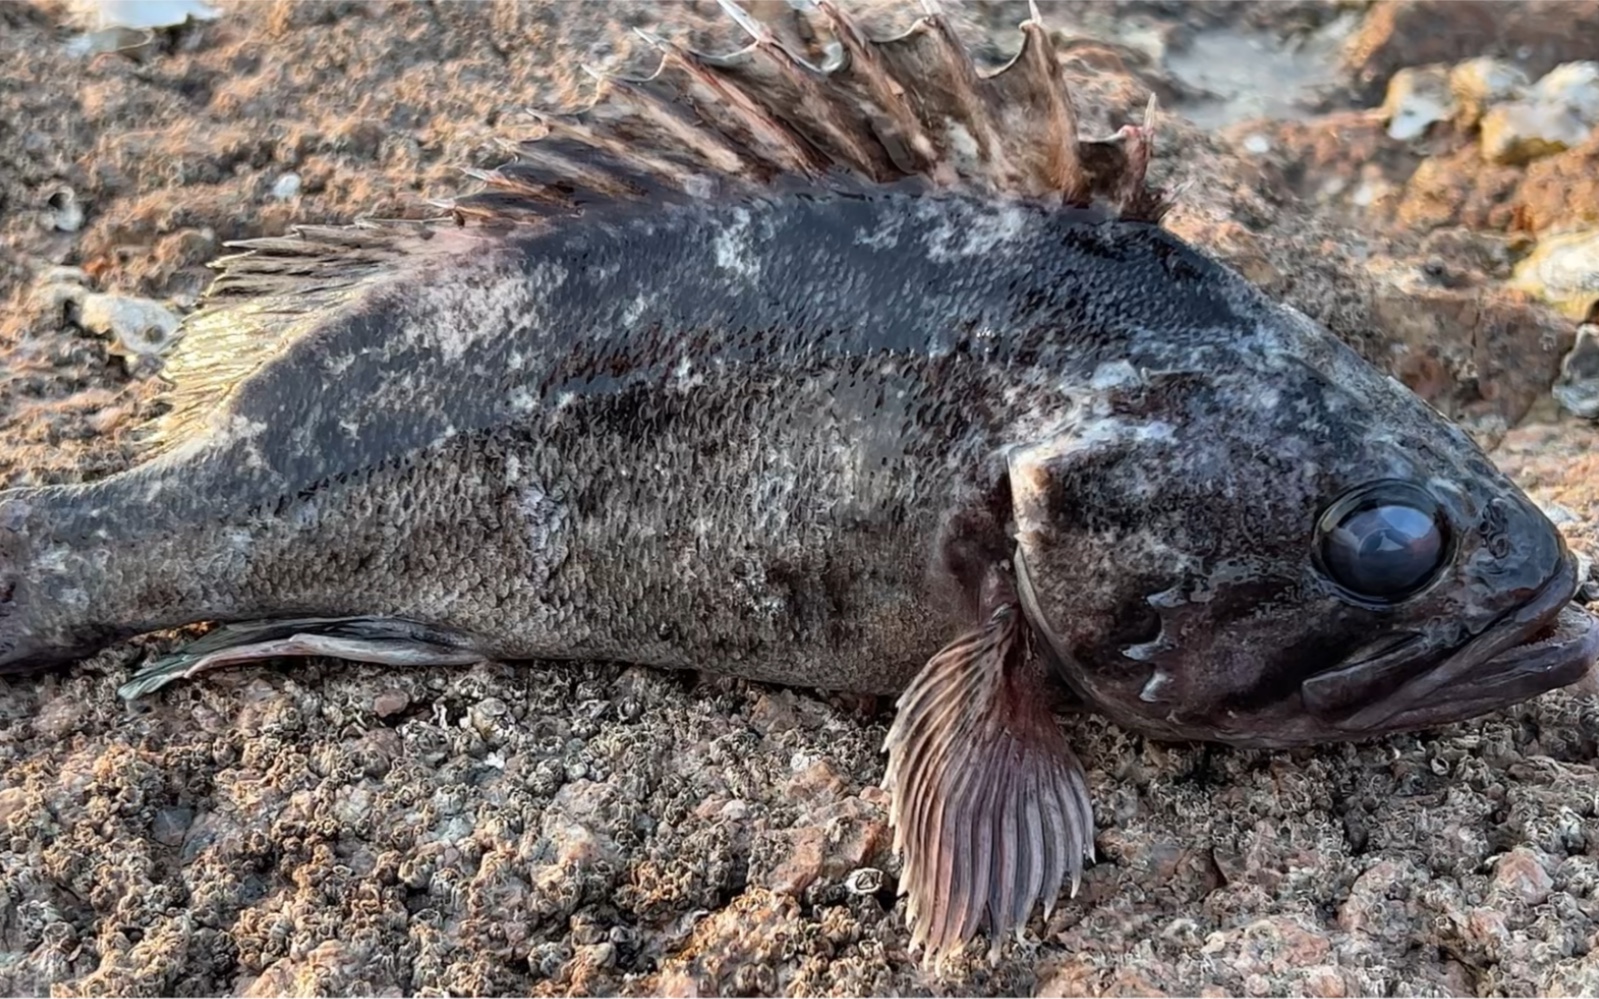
[
  {"xmin": 1381, "ymin": 65, "xmax": 1454, "ymax": 140},
  {"xmin": 1510, "ymin": 229, "xmax": 1599, "ymax": 320},
  {"xmin": 371, "ymin": 688, "xmax": 410, "ymax": 718},
  {"xmin": 1368, "ymin": 256, "xmax": 1581, "ymax": 439},
  {"xmin": 1514, "ymin": 131, "xmax": 1599, "ymax": 235},
  {"xmin": 1342, "ymin": 1, "xmax": 1599, "ymax": 101},
  {"xmin": 1449, "ymin": 57, "xmax": 1529, "ymax": 128},
  {"xmin": 1537, "ymin": 61, "xmax": 1599, "ymax": 122},
  {"xmin": 1481, "ymin": 62, "xmax": 1599, "ymax": 165},
  {"xmin": 1392, "ymin": 144, "xmax": 1521, "ymax": 231},
  {"xmin": 1482, "ymin": 101, "xmax": 1592, "ymax": 165},
  {"xmin": 63, "ymin": 0, "xmax": 222, "ymax": 56},
  {"xmin": 1493, "ymin": 847, "xmax": 1556, "ymax": 906},
  {"xmin": 748, "ymin": 689, "xmax": 801, "ymax": 735},
  {"xmin": 1301, "ymin": 966, "xmax": 1348, "ymax": 998},
  {"xmin": 767, "ymin": 826, "xmax": 826, "ymax": 895},
  {"xmin": 1554, "ymin": 325, "xmax": 1599, "ymax": 418},
  {"xmin": 151, "ymin": 806, "xmax": 194, "ymax": 847},
  {"xmin": 539, "ymin": 779, "xmax": 620, "ymax": 870}
]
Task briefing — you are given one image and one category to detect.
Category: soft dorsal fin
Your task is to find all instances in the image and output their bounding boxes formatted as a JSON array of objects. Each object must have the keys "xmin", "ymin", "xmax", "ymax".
[{"xmin": 144, "ymin": 0, "xmax": 1168, "ymax": 457}]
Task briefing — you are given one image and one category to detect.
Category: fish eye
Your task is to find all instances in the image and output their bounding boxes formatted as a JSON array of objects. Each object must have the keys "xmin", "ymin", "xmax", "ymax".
[{"xmin": 1315, "ymin": 480, "xmax": 1449, "ymax": 602}]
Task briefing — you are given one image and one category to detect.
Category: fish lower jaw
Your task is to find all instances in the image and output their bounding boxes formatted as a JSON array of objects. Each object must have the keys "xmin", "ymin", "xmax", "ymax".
[{"xmin": 1326, "ymin": 560, "xmax": 1599, "ymax": 735}]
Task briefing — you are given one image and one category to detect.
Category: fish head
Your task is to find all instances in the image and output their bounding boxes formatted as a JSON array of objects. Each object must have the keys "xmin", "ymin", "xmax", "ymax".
[{"xmin": 1005, "ymin": 319, "xmax": 1599, "ymax": 748}]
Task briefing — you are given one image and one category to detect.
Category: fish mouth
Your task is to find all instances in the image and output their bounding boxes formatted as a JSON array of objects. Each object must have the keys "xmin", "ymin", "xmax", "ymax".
[{"xmin": 1304, "ymin": 552, "xmax": 1599, "ymax": 732}]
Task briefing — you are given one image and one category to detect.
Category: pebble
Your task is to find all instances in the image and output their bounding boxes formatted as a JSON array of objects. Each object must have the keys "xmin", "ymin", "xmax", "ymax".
[
  {"xmin": 1241, "ymin": 132, "xmax": 1272, "ymax": 155},
  {"xmin": 152, "ymin": 806, "xmax": 195, "ymax": 847},
  {"xmin": 1492, "ymin": 847, "xmax": 1554, "ymax": 906},
  {"xmin": 1554, "ymin": 325, "xmax": 1599, "ymax": 419},
  {"xmin": 1381, "ymin": 64, "xmax": 1454, "ymax": 140},
  {"xmin": 77, "ymin": 292, "xmax": 182, "ymax": 359},
  {"xmin": 271, "ymin": 172, "xmax": 303, "ymax": 200},
  {"xmin": 843, "ymin": 867, "xmax": 884, "ymax": 895},
  {"xmin": 371, "ymin": 689, "xmax": 410, "ymax": 718},
  {"xmin": 1480, "ymin": 60, "xmax": 1599, "ymax": 164},
  {"xmin": 1448, "ymin": 57, "xmax": 1528, "ymax": 128},
  {"xmin": 1481, "ymin": 101, "xmax": 1591, "ymax": 164},
  {"xmin": 1510, "ymin": 229, "xmax": 1599, "ymax": 320},
  {"xmin": 1535, "ymin": 61, "xmax": 1599, "ymax": 121}
]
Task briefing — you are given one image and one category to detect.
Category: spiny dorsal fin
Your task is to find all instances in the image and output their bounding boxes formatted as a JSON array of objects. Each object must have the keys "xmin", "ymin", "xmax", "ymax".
[
  {"xmin": 143, "ymin": 0, "xmax": 1168, "ymax": 457},
  {"xmin": 447, "ymin": 0, "xmax": 1168, "ymax": 220}
]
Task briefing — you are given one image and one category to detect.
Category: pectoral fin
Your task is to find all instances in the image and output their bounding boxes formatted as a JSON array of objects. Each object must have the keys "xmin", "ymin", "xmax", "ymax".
[
  {"xmin": 117, "ymin": 617, "xmax": 483, "ymax": 700},
  {"xmin": 883, "ymin": 575, "xmax": 1093, "ymax": 965}
]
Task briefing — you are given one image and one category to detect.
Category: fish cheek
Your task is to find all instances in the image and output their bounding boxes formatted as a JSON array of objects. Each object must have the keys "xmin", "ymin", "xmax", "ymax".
[{"xmin": 1007, "ymin": 436, "xmax": 1177, "ymax": 704}]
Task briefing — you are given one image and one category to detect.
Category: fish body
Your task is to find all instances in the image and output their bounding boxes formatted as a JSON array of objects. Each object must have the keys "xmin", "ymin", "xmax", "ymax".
[
  {"xmin": 3, "ymin": 0, "xmax": 1598, "ymax": 966},
  {"xmin": 6, "ymin": 193, "xmax": 1209, "ymax": 693}
]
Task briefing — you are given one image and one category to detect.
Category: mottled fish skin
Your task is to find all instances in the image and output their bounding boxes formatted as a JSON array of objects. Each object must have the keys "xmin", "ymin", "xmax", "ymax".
[
  {"xmin": 2, "ymin": 0, "xmax": 1598, "ymax": 971},
  {"xmin": 0, "ymin": 194, "xmax": 1242, "ymax": 689}
]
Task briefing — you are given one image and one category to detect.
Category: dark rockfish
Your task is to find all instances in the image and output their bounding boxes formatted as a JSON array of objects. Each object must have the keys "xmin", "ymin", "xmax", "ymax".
[{"xmin": 2, "ymin": 0, "xmax": 1597, "ymax": 964}]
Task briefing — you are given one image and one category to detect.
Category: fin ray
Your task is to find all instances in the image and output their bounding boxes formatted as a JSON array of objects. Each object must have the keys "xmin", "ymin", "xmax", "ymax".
[
  {"xmin": 118, "ymin": 616, "xmax": 483, "ymax": 700},
  {"xmin": 883, "ymin": 593, "xmax": 1094, "ymax": 966}
]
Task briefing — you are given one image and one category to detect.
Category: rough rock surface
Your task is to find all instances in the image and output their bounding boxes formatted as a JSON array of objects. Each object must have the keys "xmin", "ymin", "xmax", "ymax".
[{"xmin": 3, "ymin": 1, "xmax": 1599, "ymax": 996}]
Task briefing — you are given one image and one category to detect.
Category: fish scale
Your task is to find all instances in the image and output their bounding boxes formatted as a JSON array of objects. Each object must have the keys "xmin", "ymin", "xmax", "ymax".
[{"xmin": 2, "ymin": 0, "xmax": 1597, "ymax": 971}]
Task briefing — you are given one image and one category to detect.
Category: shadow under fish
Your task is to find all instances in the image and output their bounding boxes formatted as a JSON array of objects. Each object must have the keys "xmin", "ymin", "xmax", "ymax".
[{"xmin": 3, "ymin": 0, "xmax": 1598, "ymax": 970}]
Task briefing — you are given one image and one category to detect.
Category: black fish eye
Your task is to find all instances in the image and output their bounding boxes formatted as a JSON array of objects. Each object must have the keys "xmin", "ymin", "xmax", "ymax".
[{"xmin": 1315, "ymin": 480, "xmax": 1449, "ymax": 603}]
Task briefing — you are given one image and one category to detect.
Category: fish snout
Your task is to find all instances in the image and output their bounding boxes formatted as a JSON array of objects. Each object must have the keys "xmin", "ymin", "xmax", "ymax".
[{"xmin": 1464, "ymin": 494, "xmax": 1569, "ymax": 612}]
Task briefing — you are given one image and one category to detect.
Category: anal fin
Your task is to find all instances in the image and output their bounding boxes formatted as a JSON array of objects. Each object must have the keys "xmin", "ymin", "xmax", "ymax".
[
  {"xmin": 117, "ymin": 617, "xmax": 484, "ymax": 701},
  {"xmin": 883, "ymin": 567, "xmax": 1094, "ymax": 966}
]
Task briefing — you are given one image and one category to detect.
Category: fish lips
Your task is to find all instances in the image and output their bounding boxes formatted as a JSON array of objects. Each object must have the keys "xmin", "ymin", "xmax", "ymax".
[{"xmin": 1304, "ymin": 551, "xmax": 1599, "ymax": 732}]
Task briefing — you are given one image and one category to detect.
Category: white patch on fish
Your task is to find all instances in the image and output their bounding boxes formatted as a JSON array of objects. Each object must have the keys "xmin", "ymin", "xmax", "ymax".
[
  {"xmin": 621, "ymin": 293, "xmax": 655, "ymax": 328},
  {"xmin": 922, "ymin": 202, "xmax": 1032, "ymax": 263},
  {"xmin": 855, "ymin": 213, "xmax": 904, "ymax": 250},
  {"xmin": 672, "ymin": 356, "xmax": 704, "ymax": 391},
  {"xmin": 508, "ymin": 387, "xmax": 537, "ymax": 413},
  {"xmin": 943, "ymin": 120, "xmax": 981, "ymax": 169},
  {"xmin": 713, "ymin": 208, "xmax": 760, "ymax": 280},
  {"xmin": 1090, "ymin": 360, "xmax": 1142, "ymax": 391},
  {"xmin": 31, "ymin": 545, "xmax": 71, "ymax": 574},
  {"xmin": 405, "ymin": 260, "xmax": 563, "ymax": 363}
]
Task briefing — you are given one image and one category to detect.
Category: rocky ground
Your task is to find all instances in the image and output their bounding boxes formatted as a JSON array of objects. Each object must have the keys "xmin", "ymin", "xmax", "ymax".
[{"xmin": 3, "ymin": 0, "xmax": 1599, "ymax": 995}]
